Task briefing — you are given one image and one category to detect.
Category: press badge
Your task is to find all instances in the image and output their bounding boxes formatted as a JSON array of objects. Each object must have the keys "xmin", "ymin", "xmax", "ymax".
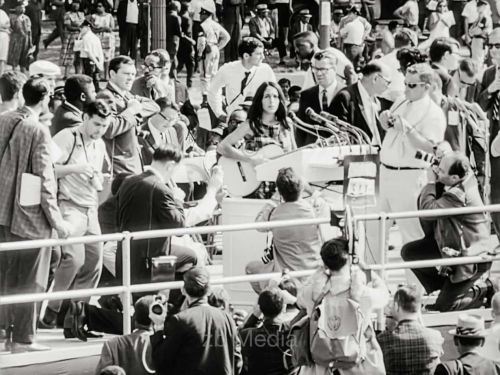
[{"xmin": 448, "ymin": 110, "xmax": 459, "ymax": 126}]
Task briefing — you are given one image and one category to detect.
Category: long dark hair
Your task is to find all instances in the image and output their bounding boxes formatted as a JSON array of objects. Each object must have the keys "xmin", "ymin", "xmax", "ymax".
[{"xmin": 247, "ymin": 81, "xmax": 290, "ymax": 135}]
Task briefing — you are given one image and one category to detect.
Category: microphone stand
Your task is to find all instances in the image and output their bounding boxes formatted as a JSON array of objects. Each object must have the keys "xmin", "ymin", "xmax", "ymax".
[
  {"xmin": 288, "ymin": 112, "xmax": 336, "ymax": 147},
  {"xmin": 319, "ymin": 111, "xmax": 372, "ymax": 145}
]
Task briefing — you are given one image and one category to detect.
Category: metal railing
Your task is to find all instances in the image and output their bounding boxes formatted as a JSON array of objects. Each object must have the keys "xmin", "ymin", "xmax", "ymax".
[{"xmin": 1, "ymin": 204, "xmax": 500, "ymax": 336}]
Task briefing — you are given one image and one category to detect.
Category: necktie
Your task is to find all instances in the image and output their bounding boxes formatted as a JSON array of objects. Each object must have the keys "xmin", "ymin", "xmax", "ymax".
[
  {"xmin": 321, "ymin": 89, "xmax": 328, "ymax": 111},
  {"xmin": 241, "ymin": 71, "xmax": 251, "ymax": 95},
  {"xmin": 493, "ymin": 91, "xmax": 500, "ymax": 122}
]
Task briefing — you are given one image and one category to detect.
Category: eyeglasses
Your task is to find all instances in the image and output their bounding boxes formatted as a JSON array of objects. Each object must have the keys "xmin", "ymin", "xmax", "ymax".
[
  {"xmin": 142, "ymin": 64, "xmax": 163, "ymax": 71},
  {"xmin": 404, "ymin": 81, "xmax": 426, "ymax": 89},
  {"xmin": 312, "ymin": 66, "xmax": 333, "ymax": 74},
  {"xmin": 489, "ymin": 43, "xmax": 500, "ymax": 49},
  {"xmin": 376, "ymin": 73, "xmax": 391, "ymax": 85}
]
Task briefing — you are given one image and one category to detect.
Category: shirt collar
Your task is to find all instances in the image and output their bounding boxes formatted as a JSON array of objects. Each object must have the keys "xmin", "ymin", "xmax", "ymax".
[
  {"xmin": 357, "ymin": 80, "xmax": 370, "ymax": 100},
  {"xmin": 145, "ymin": 165, "xmax": 165, "ymax": 183},
  {"xmin": 64, "ymin": 101, "xmax": 83, "ymax": 115},
  {"xmin": 108, "ymin": 80, "xmax": 127, "ymax": 97},
  {"xmin": 24, "ymin": 105, "xmax": 39, "ymax": 121},
  {"xmin": 319, "ymin": 80, "xmax": 337, "ymax": 96}
]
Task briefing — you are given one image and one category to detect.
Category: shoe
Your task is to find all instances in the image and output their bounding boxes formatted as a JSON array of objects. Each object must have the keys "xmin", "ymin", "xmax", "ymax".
[
  {"xmin": 11, "ymin": 342, "xmax": 51, "ymax": 353},
  {"xmin": 38, "ymin": 317, "xmax": 57, "ymax": 329},
  {"xmin": 42, "ymin": 39, "xmax": 48, "ymax": 50},
  {"xmin": 484, "ymin": 278, "xmax": 500, "ymax": 307},
  {"xmin": 73, "ymin": 302, "xmax": 87, "ymax": 342}
]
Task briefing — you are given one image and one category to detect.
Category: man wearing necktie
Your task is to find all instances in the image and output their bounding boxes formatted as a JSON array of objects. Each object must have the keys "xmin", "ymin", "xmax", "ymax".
[
  {"xmin": 365, "ymin": 63, "xmax": 446, "ymax": 266},
  {"xmin": 332, "ymin": 60, "xmax": 392, "ymax": 146},
  {"xmin": 296, "ymin": 49, "xmax": 344, "ymax": 147},
  {"xmin": 479, "ymin": 27, "xmax": 500, "ymax": 243}
]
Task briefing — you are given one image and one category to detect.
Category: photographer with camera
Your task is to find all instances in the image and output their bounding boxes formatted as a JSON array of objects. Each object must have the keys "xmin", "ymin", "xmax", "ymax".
[
  {"xmin": 401, "ymin": 151, "xmax": 494, "ymax": 312},
  {"xmin": 42, "ymin": 100, "xmax": 112, "ymax": 329},
  {"xmin": 366, "ymin": 63, "xmax": 446, "ymax": 265},
  {"xmin": 149, "ymin": 267, "xmax": 242, "ymax": 375}
]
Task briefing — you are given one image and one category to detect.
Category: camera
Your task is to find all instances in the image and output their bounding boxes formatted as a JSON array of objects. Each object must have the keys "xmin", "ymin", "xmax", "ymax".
[
  {"xmin": 415, "ymin": 150, "xmax": 438, "ymax": 166},
  {"xmin": 261, "ymin": 246, "xmax": 274, "ymax": 264},
  {"xmin": 151, "ymin": 295, "xmax": 166, "ymax": 316}
]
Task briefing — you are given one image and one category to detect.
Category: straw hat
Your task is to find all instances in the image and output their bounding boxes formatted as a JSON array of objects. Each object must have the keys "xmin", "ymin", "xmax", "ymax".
[{"xmin": 449, "ymin": 314, "xmax": 486, "ymax": 338}]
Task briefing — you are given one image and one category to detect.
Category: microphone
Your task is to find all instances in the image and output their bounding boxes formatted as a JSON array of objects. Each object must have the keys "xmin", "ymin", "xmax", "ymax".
[
  {"xmin": 319, "ymin": 111, "xmax": 371, "ymax": 145},
  {"xmin": 288, "ymin": 112, "xmax": 328, "ymax": 143},
  {"xmin": 305, "ymin": 107, "xmax": 345, "ymax": 136}
]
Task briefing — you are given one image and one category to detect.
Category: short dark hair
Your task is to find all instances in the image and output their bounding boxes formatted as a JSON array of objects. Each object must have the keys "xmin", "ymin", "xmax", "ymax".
[
  {"xmin": 99, "ymin": 365, "xmax": 126, "ymax": 375},
  {"xmin": 148, "ymin": 49, "xmax": 171, "ymax": 68},
  {"xmin": 320, "ymin": 238, "xmax": 349, "ymax": 272},
  {"xmin": 207, "ymin": 287, "xmax": 231, "ymax": 310},
  {"xmin": 0, "ymin": 71, "xmax": 26, "ymax": 101},
  {"xmin": 133, "ymin": 295, "xmax": 155, "ymax": 326},
  {"xmin": 388, "ymin": 20, "xmax": 399, "ymax": 32},
  {"xmin": 393, "ymin": 285, "xmax": 421, "ymax": 313},
  {"xmin": 22, "ymin": 77, "xmax": 50, "ymax": 106},
  {"xmin": 289, "ymin": 85, "xmax": 301, "ymax": 97},
  {"xmin": 455, "ymin": 336, "xmax": 485, "ymax": 348},
  {"xmin": 155, "ymin": 97, "xmax": 179, "ymax": 112},
  {"xmin": 459, "ymin": 58, "xmax": 479, "ymax": 78},
  {"xmin": 84, "ymin": 99, "xmax": 111, "ymax": 118},
  {"xmin": 183, "ymin": 267, "xmax": 210, "ymax": 298},
  {"xmin": 64, "ymin": 74, "xmax": 94, "ymax": 102},
  {"xmin": 394, "ymin": 29, "xmax": 414, "ymax": 48},
  {"xmin": 258, "ymin": 288, "xmax": 284, "ymax": 318},
  {"xmin": 109, "ymin": 55, "xmax": 135, "ymax": 73},
  {"xmin": 429, "ymin": 37, "xmax": 459, "ymax": 63},
  {"xmin": 361, "ymin": 62, "xmax": 383, "ymax": 77},
  {"xmin": 396, "ymin": 48, "xmax": 428, "ymax": 74},
  {"xmin": 448, "ymin": 152, "xmax": 470, "ymax": 179},
  {"xmin": 152, "ymin": 144, "xmax": 183, "ymax": 163},
  {"xmin": 238, "ymin": 37, "xmax": 264, "ymax": 58},
  {"xmin": 278, "ymin": 78, "xmax": 291, "ymax": 87},
  {"xmin": 276, "ymin": 167, "xmax": 303, "ymax": 202}
]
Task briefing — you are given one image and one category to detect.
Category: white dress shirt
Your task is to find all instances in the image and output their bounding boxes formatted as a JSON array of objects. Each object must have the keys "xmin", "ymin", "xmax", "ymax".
[
  {"xmin": 126, "ymin": 0, "xmax": 139, "ymax": 24},
  {"xmin": 380, "ymin": 95, "xmax": 446, "ymax": 168},
  {"xmin": 357, "ymin": 81, "xmax": 381, "ymax": 146},
  {"xmin": 302, "ymin": 47, "xmax": 353, "ymax": 90},
  {"xmin": 207, "ymin": 60, "xmax": 276, "ymax": 118},
  {"xmin": 201, "ymin": 18, "xmax": 226, "ymax": 46},
  {"xmin": 340, "ymin": 17, "xmax": 365, "ymax": 45}
]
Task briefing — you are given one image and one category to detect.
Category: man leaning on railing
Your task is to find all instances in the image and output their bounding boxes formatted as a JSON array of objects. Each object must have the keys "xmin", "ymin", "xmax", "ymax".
[{"xmin": 401, "ymin": 151, "xmax": 496, "ymax": 312}]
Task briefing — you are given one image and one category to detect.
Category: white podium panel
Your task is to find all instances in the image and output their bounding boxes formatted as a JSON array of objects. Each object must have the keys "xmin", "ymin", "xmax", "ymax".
[{"xmin": 221, "ymin": 198, "xmax": 269, "ymax": 307}]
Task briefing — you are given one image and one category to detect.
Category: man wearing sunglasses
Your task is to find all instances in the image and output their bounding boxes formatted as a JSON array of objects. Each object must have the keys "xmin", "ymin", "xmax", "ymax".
[
  {"xmin": 367, "ymin": 63, "xmax": 446, "ymax": 265},
  {"xmin": 452, "ymin": 58, "xmax": 482, "ymax": 103},
  {"xmin": 429, "ymin": 37, "xmax": 461, "ymax": 97}
]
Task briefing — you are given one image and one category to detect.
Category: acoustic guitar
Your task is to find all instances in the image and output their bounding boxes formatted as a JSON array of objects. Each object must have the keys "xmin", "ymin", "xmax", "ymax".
[{"xmin": 218, "ymin": 144, "xmax": 284, "ymax": 197}]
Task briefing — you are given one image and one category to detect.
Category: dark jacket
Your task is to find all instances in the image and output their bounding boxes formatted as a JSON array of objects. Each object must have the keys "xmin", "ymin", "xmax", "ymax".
[
  {"xmin": 432, "ymin": 62, "xmax": 459, "ymax": 97},
  {"xmin": 51, "ymin": 101, "xmax": 82, "ymax": 136},
  {"xmin": 239, "ymin": 314, "xmax": 297, "ymax": 375},
  {"xmin": 248, "ymin": 15, "xmax": 276, "ymax": 40},
  {"xmin": 150, "ymin": 298, "xmax": 242, "ymax": 375},
  {"xmin": 331, "ymin": 82, "xmax": 385, "ymax": 143},
  {"xmin": 138, "ymin": 122, "xmax": 180, "ymax": 166},
  {"xmin": 117, "ymin": 0, "xmax": 148, "ymax": 34},
  {"xmin": 116, "ymin": 170, "xmax": 185, "ymax": 285},
  {"xmin": 434, "ymin": 351, "xmax": 500, "ymax": 375},
  {"xmin": 296, "ymin": 84, "xmax": 343, "ymax": 147},
  {"xmin": 418, "ymin": 177, "xmax": 491, "ymax": 283}
]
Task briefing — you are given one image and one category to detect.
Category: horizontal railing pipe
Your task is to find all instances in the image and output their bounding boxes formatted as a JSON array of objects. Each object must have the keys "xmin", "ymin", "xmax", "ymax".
[{"xmin": 365, "ymin": 254, "xmax": 500, "ymax": 271}]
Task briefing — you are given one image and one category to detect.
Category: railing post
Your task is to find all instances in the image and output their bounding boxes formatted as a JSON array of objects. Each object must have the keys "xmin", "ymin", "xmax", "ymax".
[
  {"xmin": 121, "ymin": 232, "xmax": 132, "ymax": 335},
  {"xmin": 377, "ymin": 212, "xmax": 387, "ymax": 332}
]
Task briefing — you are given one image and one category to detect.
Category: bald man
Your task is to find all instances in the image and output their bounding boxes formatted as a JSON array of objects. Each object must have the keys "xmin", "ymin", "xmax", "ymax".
[
  {"xmin": 332, "ymin": 60, "xmax": 392, "ymax": 146},
  {"xmin": 401, "ymin": 152, "xmax": 493, "ymax": 312}
]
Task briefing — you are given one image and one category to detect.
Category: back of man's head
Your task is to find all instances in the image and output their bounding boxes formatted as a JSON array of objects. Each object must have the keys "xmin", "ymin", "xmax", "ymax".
[
  {"xmin": 23, "ymin": 77, "xmax": 50, "ymax": 107},
  {"xmin": 64, "ymin": 74, "xmax": 94, "ymax": 103},
  {"xmin": 152, "ymin": 144, "xmax": 183, "ymax": 164},
  {"xmin": 183, "ymin": 267, "xmax": 210, "ymax": 298},
  {"xmin": 429, "ymin": 37, "xmax": 458, "ymax": 63},
  {"xmin": 84, "ymin": 99, "xmax": 111, "ymax": 119},
  {"xmin": 258, "ymin": 288, "xmax": 284, "ymax": 319},
  {"xmin": 208, "ymin": 287, "xmax": 231, "ymax": 310},
  {"xmin": 276, "ymin": 167, "xmax": 303, "ymax": 202},
  {"xmin": 0, "ymin": 71, "xmax": 26, "ymax": 102},
  {"xmin": 134, "ymin": 295, "xmax": 155, "ymax": 326},
  {"xmin": 394, "ymin": 285, "xmax": 421, "ymax": 313},
  {"xmin": 238, "ymin": 37, "xmax": 264, "ymax": 58},
  {"xmin": 320, "ymin": 238, "xmax": 349, "ymax": 272},
  {"xmin": 394, "ymin": 28, "xmax": 415, "ymax": 49}
]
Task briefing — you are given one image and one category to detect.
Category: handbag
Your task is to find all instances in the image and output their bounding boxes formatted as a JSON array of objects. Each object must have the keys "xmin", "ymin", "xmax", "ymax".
[{"xmin": 146, "ymin": 182, "xmax": 177, "ymax": 282}]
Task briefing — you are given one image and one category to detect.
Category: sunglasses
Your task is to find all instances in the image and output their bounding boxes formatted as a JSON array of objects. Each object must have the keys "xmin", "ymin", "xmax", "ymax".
[
  {"xmin": 489, "ymin": 43, "xmax": 500, "ymax": 49},
  {"xmin": 404, "ymin": 82, "xmax": 426, "ymax": 89}
]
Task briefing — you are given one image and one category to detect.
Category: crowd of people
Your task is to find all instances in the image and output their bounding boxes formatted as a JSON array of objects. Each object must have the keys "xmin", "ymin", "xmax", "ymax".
[{"xmin": 1, "ymin": 0, "xmax": 500, "ymax": 374}]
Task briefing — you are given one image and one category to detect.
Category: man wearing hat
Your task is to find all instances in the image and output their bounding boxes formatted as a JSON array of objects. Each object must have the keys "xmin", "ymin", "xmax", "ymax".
[
  {"xmin": 289, "ymin": 9, "xmax": 313, "ymax": 49},
  {"xmin": 249, "ymin": 4, "xmax": 284, "ymax": 64},
  {"xmin": 29, "ymin": 60, "xmax": 61, "ymax": 94},
  {"xmin": 434, "ymin": 314, "xmax": 500, "ymax": 374},
  {"xmin": 197, "ymin": 0, "xmax": 230, "ymax": 99},
  {"xmin": 150, "ymin": 267, "xmax": 242, "ymax": 375}
]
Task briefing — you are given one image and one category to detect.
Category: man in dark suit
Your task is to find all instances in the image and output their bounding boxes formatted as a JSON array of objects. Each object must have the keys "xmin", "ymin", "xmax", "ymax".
[
  {"xmin": 401, "ymin": 152, "xmax": 493, "ymax": 312},
  {"xmin": 150, "ymin": 267, "xmax": 242, "ymax": 375},
  {"xmin": 429, "ymin": 37, "xmax": 460, "ymax": 97},
  {"xmin": 221, "ymin": 0, "xmax": 244, "ymax": 62},
  {"xmin": 25, "ymin": 0, "xmax": 42, "ymax": 61},
  {"xmin": 117, "ymin": 0, "xmax": 149, "ymax": 60},
  {"xmin": 478, "ymin": 27, "xmax": 500, "ymax": 242},
  {"xmin": 289, "ymin": 9, "xmax": 314, "ymax": 48},
  {"xmin": 249, "ymin": 4, "xmax": 284, "ymax": 64},
  {"xmin": 453, "ymin": 58, "xmax": 483, "ymax": 103},
  {"xmin": 296, "ymin": 49, "xmax": 344, "ymax": 146},
  {"xmin": 131, "ymin": 49, "xmax": 198, "ymax": 131},
  {"xmin": 51, "ymin": 74, "xmax": 96, "ymax": 136},
  {"xmin": 332, "ymin": 61, "xmax": 391, "ymax": 146},
  {"xmin": 0, "ymin": 78, "xmax": 71, "ymax": 352}
]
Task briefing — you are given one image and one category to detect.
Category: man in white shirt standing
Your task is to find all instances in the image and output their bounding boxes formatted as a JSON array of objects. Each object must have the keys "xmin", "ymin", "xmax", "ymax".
[
  {"xmin": 80, "ymin": 20, "xmax": 104, "ymax": 93},
  {"xmin": 42, "ymin": 100, "xmax": 112, "ymax": 330},
  {"xmin": 207, "ymin": 37, "xmax": 276, "ymax": 124},
  {"xmin": 339, "ymin": 4, "xmax": 371, "ymax": 69},
  {"xmin": 367, "ymin": 63, "xmax": 446, "ymax": 265},
  {"xmin": 197, "ymin": 0, "xmax": 230, "ymax": 101}
]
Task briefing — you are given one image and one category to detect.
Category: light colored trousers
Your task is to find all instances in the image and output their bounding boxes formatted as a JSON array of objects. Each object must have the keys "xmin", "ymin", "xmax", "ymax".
[
  {"xmin": 48, "ymin": 201, "xmax": 103, "ymax": 312},
  {"xmin": 200, "ymin": 46, "xmax": 220, "ymax": 94}
]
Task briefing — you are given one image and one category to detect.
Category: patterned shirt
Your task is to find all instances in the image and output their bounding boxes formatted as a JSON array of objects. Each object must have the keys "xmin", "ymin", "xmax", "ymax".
[{"xmin": 377, "ymin": 319, "xmax": 444, "ymax": 375}]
